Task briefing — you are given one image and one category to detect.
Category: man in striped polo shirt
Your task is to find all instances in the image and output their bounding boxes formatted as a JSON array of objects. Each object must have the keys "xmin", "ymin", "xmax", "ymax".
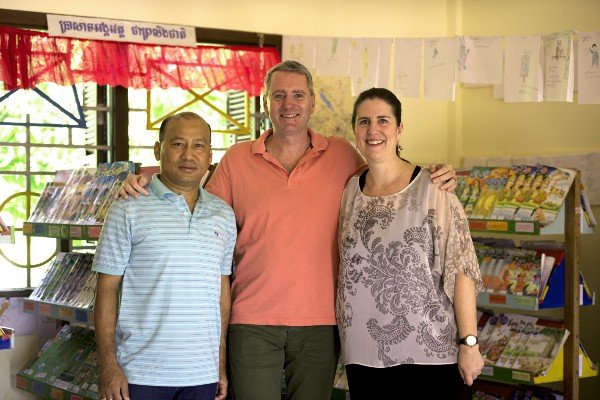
[{"xmin": 93, "ymin": 112, "xmax": 236, "ymax": 400}]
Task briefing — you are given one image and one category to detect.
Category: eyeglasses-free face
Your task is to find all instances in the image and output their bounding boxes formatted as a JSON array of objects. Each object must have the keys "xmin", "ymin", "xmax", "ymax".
[{"xmin": 264, "ymin": 71, "xmax": 315, "ymax": 137}]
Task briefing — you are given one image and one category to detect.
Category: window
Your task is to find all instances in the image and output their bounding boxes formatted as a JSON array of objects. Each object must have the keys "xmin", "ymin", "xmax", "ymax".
[
  {"xmin": 0, "ymin": 9, "xmax": 281, "ymax": 290},
  {"xmin": 0, "ymin": 83, "xmax": 111, "ymax": 288}
]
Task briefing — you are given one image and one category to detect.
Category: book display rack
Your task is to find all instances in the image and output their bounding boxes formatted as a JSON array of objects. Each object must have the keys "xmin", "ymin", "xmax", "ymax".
[
  {"xmin": 461, "ymin": 167, "xmax": 598, "ymax": 399},
  {"xmin": 16, "ymin": 162, "xmax": 136, "ymax": 399}
]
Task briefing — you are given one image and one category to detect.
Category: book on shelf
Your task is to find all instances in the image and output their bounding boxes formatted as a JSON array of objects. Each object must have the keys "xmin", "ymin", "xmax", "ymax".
[
  {"xmin": 464, "ymin": 164, "xmax": 584, "ymax": 229},
  {"xmin": 509, "ymin": 387, "xmax": 564, "ymax": 400},
  {"xmin": 473, "ymin": 240, "xmax": 585, "ymax": 309},
  {"xmin": 472, "ymin": 389, "xmax": 503, "ymax": 400},
  {"xmin": 19, "ymin": 325, "xmax": 98, "ymax": 398},
  {"xmin": 477, "ymin": 311, "xmax": 569, "ymax": 377},
  {"xmin": 500, "ymin": 165, "xmax": 539, "ymax": 221},
  {"xmin": 27, "ymin": 161, "xmax": 136, "ymax": 226},
  {"xmin": 29, "ymin": 252, "xmax": 96, "ymax": 309},
  {"xmin": 464, "ymin": 167, "xmax": 494, "ymax": 217},
  {"xmin": 474, "ymin": 243, "xmax": 540, "ymax": 296},
  {"xmin": 470, "ymin": 167, "xmax": 511, "ymax": 220},
  {"xmin": 489, "ymin": 165, "xmax": 522, "ymax": 220},
  {"xmin": 511, "ymin": 320, "xmax": 569, "ymax": 376},
  {"xmin": 28, "ymin": 182, "xmax": 65, "ymax": 223},
  {"xmin": 580, "ymin": 187, "xmax": 597, "ymax": 228},
  {"xmin": 480, "ymin": 313, "xmax": 539, "ymax": 367}
]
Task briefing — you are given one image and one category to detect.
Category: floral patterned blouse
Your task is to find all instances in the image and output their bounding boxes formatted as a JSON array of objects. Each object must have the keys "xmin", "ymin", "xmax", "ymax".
[{"xmin": 336, "ymin": 169, "xmax": 483, "ymax": 367}]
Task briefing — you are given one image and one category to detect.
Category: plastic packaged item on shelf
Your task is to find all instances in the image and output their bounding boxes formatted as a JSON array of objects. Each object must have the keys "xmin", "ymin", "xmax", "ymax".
[{"xmin": 0, "ymin": 326, "xmax": 14, "ymax": 350}]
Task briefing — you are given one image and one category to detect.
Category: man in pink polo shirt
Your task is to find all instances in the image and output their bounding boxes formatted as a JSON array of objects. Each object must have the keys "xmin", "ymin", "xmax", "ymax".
[{"xmin": 120, "ymin": 60, "xmax": 457, "ymax": 400}]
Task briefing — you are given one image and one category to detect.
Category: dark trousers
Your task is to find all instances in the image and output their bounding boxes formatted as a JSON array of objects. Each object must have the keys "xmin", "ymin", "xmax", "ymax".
[
  {"xmin": 345, "ymin": 363, "xmax": 469, "ymax": 400},
  {"xmin": 128, "ymin": 383, "xmax": 218, "ymax": 400},
  {"xmin": 227, "ymin": 324, "xmax": 339, "ymax": 400}
]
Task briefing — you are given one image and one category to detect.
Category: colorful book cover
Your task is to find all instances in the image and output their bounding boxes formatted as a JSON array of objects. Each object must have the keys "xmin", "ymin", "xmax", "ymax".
[
  {"xmin": 495, "ymin": 319, "xmax": 527, "ymax": 367},
  {"xmin": 464, "ymin": 167, "xmax": 493, "ymax": 217},
  {"xmin": 481, "ymin": 313, "xmax": 513, "ymax": 366},
  {"xmin": 489, "ymin": 249, "xmax": 536, "ymax": 295},
  {"xmin": 471, "ymin": 167, "xmax": 511, "ymax": 219},
  {"xmin": 580, "ymin": 188, "xmax": 597, "ymax": 227},
  {"xmin": 505, "ymin": 321, "xmax": 536, "ymax": 368},
  {"xmin": 514, "ymin": 166, "xmax": 547, "ymax": 221},
  {"xmin": 538, "ymin": 167, "xmax": 576, "ymax": 227},
  {"xmin": 512, "ymin": 322, "xmax": 568, "ymax": 375},
  {"xmin": 514, "ymin": 165, "xmax": 555, "ymax": 221},
  {"xmin": 490, "ymin": 165, "xmax": 523, "ymax": 220},
  {"xmin": 495, "ymin": 316, "xmax": 537, "ymax": 368},
  {"xmin": 502, "ymin": 165, "xmax": 539, "ymax": 220},
  {"xmin": 49, "ymin": 168, "xmax": 96, "ymax": 223},
  {"xmin": 477, "ymin": 312, "xmax": 504, "ymax": 357},
  {"xmin": 28, "ymin": 182, "xmax": 65, "ymax": 223}
]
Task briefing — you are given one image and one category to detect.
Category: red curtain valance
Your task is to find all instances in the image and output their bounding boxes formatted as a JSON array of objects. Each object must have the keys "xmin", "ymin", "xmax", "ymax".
[{"xmin": 0, "ymin": 26, "xmax": 280, "ymax": 96}]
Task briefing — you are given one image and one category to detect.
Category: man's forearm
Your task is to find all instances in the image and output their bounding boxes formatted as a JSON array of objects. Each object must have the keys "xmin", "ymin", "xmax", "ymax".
[
  {"xmin": 94, "ymin": 273, "xmax": 122, "ymax": 368},
  {"xmin": 219, "ymin": 275, "xmax": 231, "ymax": 371}
]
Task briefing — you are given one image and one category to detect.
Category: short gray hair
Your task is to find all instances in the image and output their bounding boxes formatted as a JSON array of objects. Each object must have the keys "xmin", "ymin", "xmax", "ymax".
[{"xmin": 264, "ymin": 60, "xmax": 314, "ymax": 96}]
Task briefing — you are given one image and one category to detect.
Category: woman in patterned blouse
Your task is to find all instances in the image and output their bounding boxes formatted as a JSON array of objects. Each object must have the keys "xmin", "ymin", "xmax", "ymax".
[{"xmin": 336, "ymin": 88, "xmax": 484, "ymax": 399}]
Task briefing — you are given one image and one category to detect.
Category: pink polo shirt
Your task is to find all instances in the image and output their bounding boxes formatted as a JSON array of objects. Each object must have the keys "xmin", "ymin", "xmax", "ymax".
[{"xmin": 205, "ymin": 129, "xmax": 365, "ymax": 326}]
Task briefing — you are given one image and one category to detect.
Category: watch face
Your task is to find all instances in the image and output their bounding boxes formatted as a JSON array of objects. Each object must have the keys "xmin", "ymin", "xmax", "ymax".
[{"xmin": 465, "ymin": 335, "xmax": 477, "ymax": 346}]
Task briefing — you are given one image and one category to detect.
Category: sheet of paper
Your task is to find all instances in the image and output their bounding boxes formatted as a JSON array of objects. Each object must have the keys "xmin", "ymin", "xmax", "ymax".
[
  {"xmin": 504, "ymin": 35, "xmax": 543, "ymax": 102},
  {"xmin": 544, "ymin": 30, "xmax": 575, "ymax": 102},
  {"xmin": 282, "ymin": 36, "xmax": 317, "ymax": 70},
  {"xmin": 315, "ymin": 37, "xmax": 351, "ymax": 76},
  {"xmin": 456, "ymin": 36, "xmax": 504, "ymax": 84},
  {"xmin": 577, "ymin": 31, "xmax": 600, "ymax": 104},
  {"xmin": 350, "ymin": 38, "xmax": 382, "ymax": 96},
  {"xmin": 393, "ymin": 38, "xmax": 422, "ymax": 98},
  {"xmin": 424, "ymin": 37, "xmax": 456, "ymax": 101}
]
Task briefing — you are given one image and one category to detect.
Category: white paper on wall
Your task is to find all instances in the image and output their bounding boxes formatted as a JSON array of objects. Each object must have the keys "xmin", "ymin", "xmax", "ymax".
[
  {"xmin": 282, "ymin": 36, "xmax": 317, "ymax": 70},
  {"xmin": 424, "ymin": 37, "xmax": 455, "ymax": 101},
  {"xmin": 456, "ymin": 36, "xmax": 504, "ymax": 84},
  {"xmin": 350, "ymin": 38, "xmax": 381, "ymax": 96},
  {"xmin": 378, "ymin": 38, "xmax": 392, "ymax": 90},
  {"xmin": 543, "ymin": 30, "xmax": 575, "ymax": 102},
  {"xmin": 393, "ymin": 38, "xmax": 422, "ymax": 98},
  {"xmin": 504, "ymin": 35, "xmax": 544, "ymax": 103},
  {"xmin": 577, "ymin": 31, "xmax": 600, "ymax": 104},
  {"xmin": 315, "ymin": 37, "xmax": 352, "ymax": 76}
]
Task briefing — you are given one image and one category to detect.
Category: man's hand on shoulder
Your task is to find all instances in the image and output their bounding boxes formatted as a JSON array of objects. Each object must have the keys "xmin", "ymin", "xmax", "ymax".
[
  {"xmin": 428, "ymin": 163, "xmax": 457, "ymax": 192},
  {"xmin": 118, "ymin": 173, "xmax": 151, "ymax": 199}
]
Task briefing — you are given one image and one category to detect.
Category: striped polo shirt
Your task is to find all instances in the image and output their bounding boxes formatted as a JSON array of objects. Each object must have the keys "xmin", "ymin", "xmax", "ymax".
[{"xmin": 92, "ymin": 174, "xmax": 236, "ymax": 386}]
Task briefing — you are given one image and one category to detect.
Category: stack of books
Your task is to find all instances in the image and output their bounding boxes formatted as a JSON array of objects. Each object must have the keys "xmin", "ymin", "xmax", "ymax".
[
  {"xmin": 28, "ymin": 161, "xmax": 136, "ymax": 225},
  {"xmin": 477, "ymin": 312, "xmax": 569, "ymax": 376},
  {"xmin": 29, "ymin": 253, "xmax": 96, "ymax": 309},
  {"xmin": 456, "ymin": 164, "xmax": 594, "ymax": 228},
  {"xmin": 18, "ymin": 325, "xmax": 98, "ymax": 398}
]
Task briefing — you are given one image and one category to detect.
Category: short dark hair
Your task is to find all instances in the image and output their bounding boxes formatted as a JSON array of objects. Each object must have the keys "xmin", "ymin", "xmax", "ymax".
[
  {"xmin": 351, "ymin": 88, "xmax": 402, "ymax": 128},
  {"xmin": 264, "ymin": 60, "xmax": 314, "ymax": 96},
  {"xmin": 159, "ymin": 112, "xmax": 212, "ymax": 142}
]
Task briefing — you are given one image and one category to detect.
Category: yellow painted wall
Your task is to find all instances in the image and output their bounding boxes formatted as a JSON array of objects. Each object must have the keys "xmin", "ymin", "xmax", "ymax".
[
  {"xmin": 0, "ymin": 0, "xmax": 598, "ymax": 398},
  {"xmin": 460, "ymin": 0, "xmax": 600, "ymax": 161},
  {"xmin": 0, "ymin": 0, "xmax": 459, "ymax": 165}
]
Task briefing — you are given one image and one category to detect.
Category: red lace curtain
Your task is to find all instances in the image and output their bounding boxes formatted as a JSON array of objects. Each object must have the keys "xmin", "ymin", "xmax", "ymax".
[{"xmin": 0, "ymin": 26, "xmax": 280, "ymax": 96}]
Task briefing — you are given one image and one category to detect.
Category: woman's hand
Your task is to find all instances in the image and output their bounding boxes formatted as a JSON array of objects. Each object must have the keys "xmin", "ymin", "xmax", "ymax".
[{"xmin": 457, "ymin": 345, "xmax": 484, "ymax": 386}]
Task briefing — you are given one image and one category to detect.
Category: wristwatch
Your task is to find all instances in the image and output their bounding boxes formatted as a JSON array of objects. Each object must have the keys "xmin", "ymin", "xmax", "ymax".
[{"xmin": 458, "ymin": 334, "xmax": 478, "ymax": 347}]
